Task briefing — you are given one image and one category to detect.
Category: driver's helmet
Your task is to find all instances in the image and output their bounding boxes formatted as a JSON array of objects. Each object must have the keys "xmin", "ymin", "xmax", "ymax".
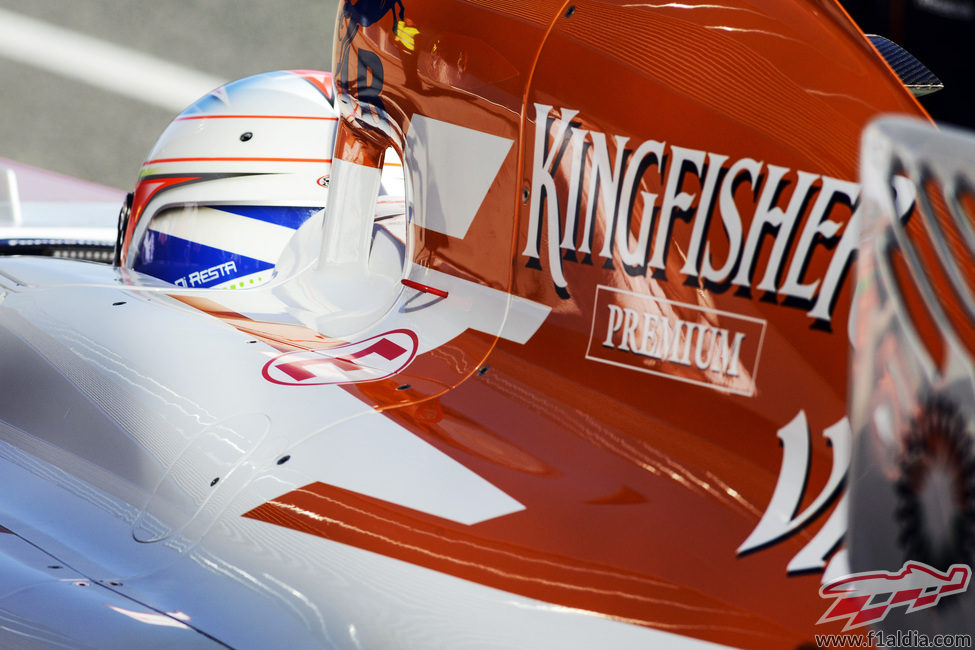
[{"xmin": 118, "ymin": 69, "xmax": 338, "ymax": 289}]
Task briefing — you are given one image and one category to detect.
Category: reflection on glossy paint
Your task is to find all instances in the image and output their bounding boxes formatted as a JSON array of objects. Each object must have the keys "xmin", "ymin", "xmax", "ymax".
[
  {"xmin": 107, "ymin": 605, "xmax": 191, "ymax": 629},
  {"xmin": 476, "ymin": 348, "xmax": 758, "ymax": 519},
  {"xmin": 414, "ymin": 407, "xmax": 552, "ymax": 475},
  {"xmin": 707, "ymin": 473, "xmax": 761, "ymax": 518},
  {"xmin": 703, "ymin": 25, "xmax": 802, "ymax": 43},
  {"xmin": 622, "ymin": 2, "xmax": 756, "ymax": 10},
  {"xmin": 246, "ymin": 481, "xmax": 777, "ymax": 641}
]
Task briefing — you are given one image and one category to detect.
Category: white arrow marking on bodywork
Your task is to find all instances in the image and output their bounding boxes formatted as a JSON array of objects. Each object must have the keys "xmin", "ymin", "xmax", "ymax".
[{"xmin": 405, "ymin": 114, "xmax": 514, "ymax": 239}]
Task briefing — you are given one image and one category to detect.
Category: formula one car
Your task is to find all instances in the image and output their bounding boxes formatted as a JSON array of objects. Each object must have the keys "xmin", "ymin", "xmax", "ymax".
[{"xmin": 0, "ymin": 1, "xmax": 966, "ymax": 648}]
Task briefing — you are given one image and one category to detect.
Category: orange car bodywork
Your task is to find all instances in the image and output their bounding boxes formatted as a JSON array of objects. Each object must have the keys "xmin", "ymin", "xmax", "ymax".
[{"xmin": 245, "ymin": 0, "xmax": 929, "ymax": 646}]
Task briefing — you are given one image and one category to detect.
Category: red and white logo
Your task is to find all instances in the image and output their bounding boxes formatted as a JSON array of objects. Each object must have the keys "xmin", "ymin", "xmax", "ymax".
[
  {"xmin": 262, "ymin": 329, "xmax": 418, "ymax": 385},
  {"xmin": 818, "ymin": 561, "xmax": 971, "ymax": 631}
]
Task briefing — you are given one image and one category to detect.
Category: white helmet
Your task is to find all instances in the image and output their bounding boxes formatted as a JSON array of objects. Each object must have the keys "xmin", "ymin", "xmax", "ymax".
[{"xmin": 119, "ymin": 69, "xmax": 339, "ymax": 289}]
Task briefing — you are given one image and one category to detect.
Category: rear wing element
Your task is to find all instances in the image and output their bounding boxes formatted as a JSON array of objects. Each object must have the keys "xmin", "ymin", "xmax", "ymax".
[{"xmin": 866, "ymin": 35, "xmax": 942, "ymax": 98}]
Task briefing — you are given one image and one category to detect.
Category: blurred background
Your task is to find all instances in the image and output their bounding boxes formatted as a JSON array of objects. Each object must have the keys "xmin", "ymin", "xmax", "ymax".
[
  {"xmin": 0, "ymin": 1, "xmax": 339, "ymax": 190},
  {"xmin": 0, "ymin": 1, "xmax": 969, "ymax": 192}
]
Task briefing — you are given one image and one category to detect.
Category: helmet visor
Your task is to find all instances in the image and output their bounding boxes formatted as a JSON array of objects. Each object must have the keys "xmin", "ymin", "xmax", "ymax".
[{"xmin": 131, "ymin": 203, "xmax": 322, "ymax": 289}]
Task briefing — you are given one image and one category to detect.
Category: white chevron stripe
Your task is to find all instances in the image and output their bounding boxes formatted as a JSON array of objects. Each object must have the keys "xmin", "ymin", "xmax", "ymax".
[{"xmin": 405, "ymin": 115, "xmax": 513, "ymax": 239}]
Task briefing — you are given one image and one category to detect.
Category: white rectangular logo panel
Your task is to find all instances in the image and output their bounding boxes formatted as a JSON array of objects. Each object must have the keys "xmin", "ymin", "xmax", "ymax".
[{"xmin": 586, "ymin": 285, "xmax": 766, "ymax": 396}]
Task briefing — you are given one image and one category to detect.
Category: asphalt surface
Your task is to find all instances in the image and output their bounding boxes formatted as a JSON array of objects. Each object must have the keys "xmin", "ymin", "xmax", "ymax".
[{"xmin": 0, "ymin": 1, "xmax": 340, "ymax": 191}]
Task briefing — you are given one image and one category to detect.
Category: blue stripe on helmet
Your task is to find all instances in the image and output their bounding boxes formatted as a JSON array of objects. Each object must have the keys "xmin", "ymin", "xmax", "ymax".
[
  {"xmin": 214, "ymin": 205, "xmax": 321, "ymax": 230},
  {"xmin": 133, "ymin": 230, "xmax": 275, "ymax": 288}
]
